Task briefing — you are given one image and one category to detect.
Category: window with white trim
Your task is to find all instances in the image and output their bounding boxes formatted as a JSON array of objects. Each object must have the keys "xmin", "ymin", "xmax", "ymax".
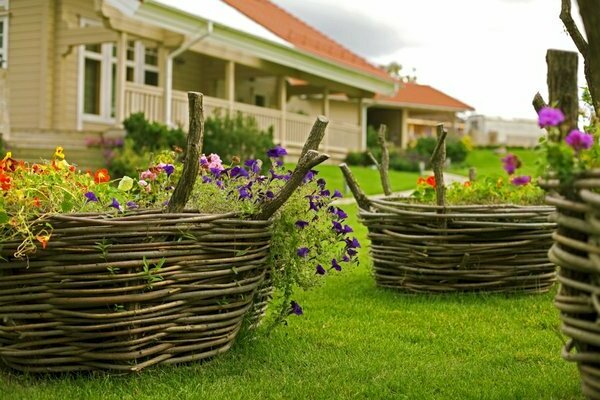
[
  {"xmin": 126, "ymin": 40, "xmax": 159, "ymax": 87},
  {"xmin": 81, "ymin": 41, "xmax": 116, "ymax": 121},
  {"xmin": 0, "ymin": 16, "xmax": 9, "ymax": 68}
]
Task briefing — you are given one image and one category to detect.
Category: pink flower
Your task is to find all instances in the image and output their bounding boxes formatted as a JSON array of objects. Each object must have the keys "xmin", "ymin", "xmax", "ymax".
[
  {"xmin": 538, "ymin": 107, "xmax": 565, "ymax": 128},
  {"xmin": 501, "ymin": 153, "xmax": 521, "ymax": 175},
  {"xmin": 140, "ymin": 170, "xmax": 157, "ymax": 181},
  {"xmin": 565, "ymin": 129, "xmax": 594, "ymax": 152},
  {"xmin": 200, "ymin": 153, "xmax": 224, "ymax": 171}
]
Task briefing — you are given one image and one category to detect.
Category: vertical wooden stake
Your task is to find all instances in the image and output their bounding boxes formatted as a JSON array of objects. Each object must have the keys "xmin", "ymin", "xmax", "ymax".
[
  {"xmin": 430, "ymin": 124, "xmax": 447, "ymax": 228},
  {"xmin": 546, "ymin": 49, "xmax": 579, "ymax": 136},
  {"xmin": 376, "ymin": 125, "xmax": 392, "ymax": 196}
]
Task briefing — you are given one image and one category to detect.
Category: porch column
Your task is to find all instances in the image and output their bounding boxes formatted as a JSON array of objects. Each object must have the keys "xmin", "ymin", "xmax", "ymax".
[
  {"xmin": 359, "ymin": 99, "xmax": 367, "ymax": 151},
  {"xmin": 277, "ymin": 75, "xmax": 287, "ymax": 146},
  {"xmin": 163, "ymin": 50, "xmax": 173, "ymax": 127},
  {"xmin": 322, "ymin": 87, "xmax": 330, "ymax": 116},
  {"xmin": 400, "ymin": 108, "xmax": 409, "ymax": 149},
  {"xmin": 225, "ymin": 60, "xmax": 235, "ymax": 113},
  {"xmin": 114, "ymin": 31, "xmax": 127, "ymax": 126}
]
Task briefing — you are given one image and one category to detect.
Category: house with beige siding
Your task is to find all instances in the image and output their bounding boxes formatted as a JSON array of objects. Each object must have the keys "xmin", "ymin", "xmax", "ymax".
[{"xmin": 2, "ymin": 0, "xmax": 472, "ymax": 167}]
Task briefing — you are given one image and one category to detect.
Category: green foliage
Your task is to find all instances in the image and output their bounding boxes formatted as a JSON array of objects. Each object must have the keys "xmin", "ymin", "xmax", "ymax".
[
  {"xmin": 203, "ymin": 111, "xmax": 274, "ymax": 165},
  {"xmin": 413, "ymin": 136, "xmax": 469, "ymax": 163},
  {"xmin": 388, "ymin": 150, "xmax": 425, "ymax": 172},
  {"xmin": 343, "ymin": 151, "xmax": 372, "ymax": 166},
  {"xmin": 109, "ymin": 113, "xmax": 186, "ymax": 178}
]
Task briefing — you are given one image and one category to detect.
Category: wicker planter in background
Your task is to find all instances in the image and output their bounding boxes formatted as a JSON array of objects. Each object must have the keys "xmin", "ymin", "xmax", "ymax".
[
  {"xmin": 0, "ymin": 211, "xmax": 272, "ymax": 372},
  {"xmin": 361, "ymin": 198, "xmax": 556, "ymax": 293},
  {"xmin": 544, "ymin": 171, "xmax": 600, "ymax": 399}
]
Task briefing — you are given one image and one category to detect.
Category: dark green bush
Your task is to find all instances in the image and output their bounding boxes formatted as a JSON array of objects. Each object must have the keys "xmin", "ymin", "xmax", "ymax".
[
  {"xmin": 203, "ymin": 111, "xmax": 274, "ymax": 165},
  {"xmin": 389, "ymin": 150, "xmax": 426, "ymax": 172},
  {"xmin": 413, "ymin": 136, "xmax": 469, "ymax": 164},
  {"xmin": 109, "ymin": 112, "xmax": 187, "ymax": 177},
  {"xmin": 344, "ymin": 151, "xmax": 371, "ymax": 166}
]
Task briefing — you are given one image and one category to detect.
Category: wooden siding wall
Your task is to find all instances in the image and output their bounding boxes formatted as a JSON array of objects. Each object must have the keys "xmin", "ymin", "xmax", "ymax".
[{"xmin": 8, "ymin": 0, "xmax": 47, "ymax": 129}]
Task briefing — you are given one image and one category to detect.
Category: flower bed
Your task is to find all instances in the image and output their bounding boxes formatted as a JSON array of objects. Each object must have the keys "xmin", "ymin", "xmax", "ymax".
[
  {"xmin": 0, "ymin": 94, "xmax": 358, "ymax": 372},
  {"xmin": 360, "ymin": 199, "xmax": 555, "ymax": 293},
  {"xmin": 341, "ymin": 125, "xmax": 556, "ymax": 294}
]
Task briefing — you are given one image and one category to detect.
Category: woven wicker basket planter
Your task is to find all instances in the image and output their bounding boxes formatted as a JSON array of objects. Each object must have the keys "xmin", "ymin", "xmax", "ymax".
[
  {"xmin": 360, "ymin": 198, "xmax": 557, "ymax": 293},
  {"xmin": 544, "ymin": 171, "xmax": 600, "ymax": 399},
  {"xmin": 0, "ymin": 211, "xmax": 272, "ymax": 372}
]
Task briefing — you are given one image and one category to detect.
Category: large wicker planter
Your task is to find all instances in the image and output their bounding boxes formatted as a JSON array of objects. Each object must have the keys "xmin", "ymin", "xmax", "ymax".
[
  {"xmin": 544, "ymin": 171, "xmax": 600, "ymax": 399},
  {"xmin": 360, "ymin": 198, "xmax": 557, "ymax": 293},
  {"xmin": 0, "ymin": 211, "xmax": 272, "ymax": 372}
]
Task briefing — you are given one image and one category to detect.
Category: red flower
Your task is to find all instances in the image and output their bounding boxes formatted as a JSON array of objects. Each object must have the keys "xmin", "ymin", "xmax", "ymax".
[
  {"xmin": 426, "ymin": 176, "xmax": 436, "ymax": 188},
  {"xmin": 32, "ymin": 197, "xmax": 41, "ymax": 207},
  {"xmin": 0, "ymin": 173, "xmax": 11, "ymax": 190},
  {"xmin": 36, "ymin": 234, "xmax": 50, "ymax": 249},
  {"xmin": 463, "ymin": 181, "xmax": 472, "ymax": 187},
  {"xmin": 94, "ymin": 168, "xmax": 110, "ymax": 184}
]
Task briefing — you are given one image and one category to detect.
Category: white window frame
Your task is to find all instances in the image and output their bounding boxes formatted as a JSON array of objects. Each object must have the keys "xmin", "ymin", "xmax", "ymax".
[
  {"xmin": 129, "ymin": 40, "xmax": 159, "ymax": 86},
  {"xmin": 0, "ymin": 15, "xmax": 9, "ymax": 68},
  {"xmin": 77, "ymin": 18, "xmax": 116, "ymax": 128}
]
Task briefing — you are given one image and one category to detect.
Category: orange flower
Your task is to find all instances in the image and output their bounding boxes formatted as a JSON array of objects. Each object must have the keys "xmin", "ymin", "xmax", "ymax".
[
  {"xmin": 69, "ymin": 165, "xmax": 76, "ymax": 172},
  {"xmin": 463, "ymin": 181, "xmax": 472, "ymax": 187},
  {"xmin": 32, "ymin": 197, "xmax": 41, "ymax": 207},
  {"xmin": 417, "ymin": 177, "xmax": 427, "ymax": 185},
  {"xmin": 426, "ymin": 176, "xmax": 436, "ymax": 188},
  {"xmin": 94, "ymin": 168, "xmax": 110, "ymax": 184},
  {"xmin": 0, "ymin": 152, "xmax": 17, "ymax": 172},
  {"xmin": 0, "ymin": 172, "xmax": 11, "ymax": 190},
  {"xmin": 36, "ymin": 234, "xmax": 51, "ymax": 249}
]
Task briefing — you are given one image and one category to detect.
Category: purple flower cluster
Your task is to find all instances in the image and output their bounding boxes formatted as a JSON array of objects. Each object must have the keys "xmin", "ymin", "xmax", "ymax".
[
  {"xmin": 538, "ymin": 107, "xmax": 565, "ymax": 128},
  {"xmin": 565, "ymin": 129, "xmax": 594, "ymax": 152},
  {"xmin": 501, "ymin": 154, "xmax": 521, "ymax": 175}
]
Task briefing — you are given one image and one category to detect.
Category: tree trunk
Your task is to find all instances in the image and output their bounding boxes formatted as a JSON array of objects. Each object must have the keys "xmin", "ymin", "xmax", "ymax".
[
  {"xmin": 546, "ymin": 50, "xmax": 579, "ymax": 134},
  {"xmin": 577, "ymin": 0, "xmax": 600, "ymax": 116}
]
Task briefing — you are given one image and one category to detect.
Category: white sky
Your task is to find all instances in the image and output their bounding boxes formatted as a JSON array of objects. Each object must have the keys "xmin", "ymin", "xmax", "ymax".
[{"xmin": 272, "ymin": 0, "xmax": 586, "ymax": 120}]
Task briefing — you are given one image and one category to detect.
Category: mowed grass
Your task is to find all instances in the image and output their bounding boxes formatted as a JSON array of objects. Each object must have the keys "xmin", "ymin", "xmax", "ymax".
[
  {"xmin": 299, "ymin": 164, "xmax": 420, "ymax": 196},
  {"xmin": 449, "ymin": 147, "xmax": 541, "ymax": 178},
  {"xmin": 0, "ymin": 204, "xmax": 583, "ymax": 400}
]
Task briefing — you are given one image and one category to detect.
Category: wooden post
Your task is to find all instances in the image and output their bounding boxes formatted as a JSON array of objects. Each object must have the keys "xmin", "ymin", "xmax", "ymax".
[
  {"xmin": 340, "ymin": 163, "xmax": 371, "ymax": 210},
  {"xmin": 400, "ymin": 109, "xmax": 409, "ymax": 149},
  {"xmin": 430, "ymin": 124, "xmax": 447, "ymax": 209},
  {"xmin": 546, "ymin": 49, "xmax": 579, "ymax": 134},
  {"xmin": 167, "ymin": 92, "xmax": 204, "ymax": 213},
  {"xmin": 468, "ymin": 167, "xmax": 477, "ymax": 182},
  {"xmin": 368, "ymin": 124, "xmax": 391, "ymax": 196}
]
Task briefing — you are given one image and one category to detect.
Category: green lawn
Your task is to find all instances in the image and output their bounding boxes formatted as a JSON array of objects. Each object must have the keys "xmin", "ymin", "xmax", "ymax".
[
  {"xmin": 449, "ymin": 147, "xmax": 541, "ymax": 178},
  {"xmin": 0, "ymin": 204, "xmax": 583, "ymax": 400},
  {"xmin": 295, "ymin": 164, "xmax": 420, "ymax": 196}
]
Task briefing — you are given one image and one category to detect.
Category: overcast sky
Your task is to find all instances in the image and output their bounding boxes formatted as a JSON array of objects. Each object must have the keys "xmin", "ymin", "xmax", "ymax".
[{"xmin": 272, "ymin": 0, "xmax": 585, "ymax": 120}]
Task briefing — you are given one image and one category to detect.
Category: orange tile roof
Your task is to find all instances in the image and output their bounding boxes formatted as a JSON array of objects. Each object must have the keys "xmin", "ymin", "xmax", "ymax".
[
  {"xmin": 375, "ymin": 82, "xmax": 475, "ymax": 111},
  {"xmin": 222, "ymin": 0, "xmax": 391, "ymax": 81}
]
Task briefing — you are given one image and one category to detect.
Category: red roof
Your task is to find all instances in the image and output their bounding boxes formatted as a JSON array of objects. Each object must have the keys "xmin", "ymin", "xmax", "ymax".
[
  {"xmin": 222, "ymin": 0, "xmax": 391, "ymax": 81},
  {"xmin": 375, "ymin": 82, "xmax": 474, "ymax": 111}
]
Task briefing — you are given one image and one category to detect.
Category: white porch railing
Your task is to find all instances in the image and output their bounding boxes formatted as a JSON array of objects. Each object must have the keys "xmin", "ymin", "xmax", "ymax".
[{"xmin": 123, "ymin": 84, "xmax": 362, "ymax": 159}]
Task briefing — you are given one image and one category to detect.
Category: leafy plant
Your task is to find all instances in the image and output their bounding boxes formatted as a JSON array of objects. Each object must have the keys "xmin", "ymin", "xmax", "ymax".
[{"xmin": 142, "ymin": 256, "xmax": 165, "ymax": 289}]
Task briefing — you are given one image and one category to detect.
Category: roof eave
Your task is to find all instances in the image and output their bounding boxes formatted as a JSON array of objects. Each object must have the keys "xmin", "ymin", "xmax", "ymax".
[
  {"xmin": 137, "ymin": 1, "xmax": 395, "ymax": 95},
  {"xmin": 365, "ymin": 98, "xmax": 474, "ymax": 113}
]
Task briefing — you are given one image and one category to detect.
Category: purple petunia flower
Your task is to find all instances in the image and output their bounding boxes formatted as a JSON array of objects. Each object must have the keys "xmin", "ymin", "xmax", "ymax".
[
  {"xmin": 501, "ymin": 153, "xmax": 521, "ymax": 175},
  {"xmin": 342, "ymin": 225, "xmax": 353, "ymax": 234},
  {"xmin": 565, "ymin": 129, "xmax": 594, "ymax": 152},
  {"xmin": 216, "ymin": 180, "xmax": 224, "ymax": 189},
  {"xmin": 332, "ymin": 189, "xmax": 343, "ymax": 199},
  {"xmin": 316, "ymin": 264, "xmax": 326, "ymax": 275},
  {"xmin": 336, "ymin": 209, "xmax": 348, "ymax": 220},
  {"xmin": 346, "ymin": 237, "xmax": 361, "ymax": 249},
  {"xmin": 342, "ymin": 254, "xmax": 350, "ymax": 262},
  {"xmin": 84, "ymin": 191, "xmax": 98, "ymax": 203},
  {"xmin": 126, "ymin": 201, "xmax": 139, "ymax": 209},
  {"xmin": 290, "ymin": 300, "xmax": 303, "ymax": 316},
  {"xmin": 165, "ymin": 186, "xmax": 174, "ymax": 191},
  {"xmin": 109, "ymin": 198, "xmax": 122, "ymax": 212},
  {"xmin": 347, "ymin": 248, "xmax": 358, "ymax": 257},
  {"xmin": 244, "ymin": 159, "xmax": 261, "ymax": 174},
  {"xmin": 267, "ymin": 145, "xmax": 288, "ymax": 158},
  {"xmin": 210, "ymin": 167, "xmax": 223, "ymax": 177},
  {"xmin": 538, "ymin": 106, "xmax": 565, "ymax": 128},
  {"xmin": 265, "ymin": 190, "xmax": 274, "ymax": 199},
  {"xmin": 511, "ymin": 175, "xmax": 532, "ymax": 186},
  {"xmin": 297, "ymin": 247, "xmax": 309, "ymax": 258},
  {"xmin": 295, "ymin": 220, "xmax": 309, "ymax": 229},
  {"xmin": 202, "ymin": 176, "xmax": 212, "ymax": 184},
  {"xmin": 317, "ymin": 178, "xmax": 326, "ymax": 188},
  {"xmin": 331, "ymin": 258, "xmax": 342, "ymax": 271},
  {"xmin": 303, "ymin": 170, "xmax": 318, "ymax": 183},
  {"xmin": 162, "ymin": 164, "xmax": 175, "ymax": 177},
  {"xmin": 239, "ymin": 186, "xmax": 251, "ymax": 200},
  {"xmin": 332, "ymin": 220, "xmax": 344, "ymax": 234},
  {"xmin": 320, "ymin": 189, "xmax": 331, "ymax": 197},
  {"xmin": 230, "ymin": 166, "xmax": 249, "ymax": 179}
]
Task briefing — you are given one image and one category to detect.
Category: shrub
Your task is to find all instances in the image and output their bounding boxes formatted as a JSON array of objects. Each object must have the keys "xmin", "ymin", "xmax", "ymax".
[
  {"xmin": 413, "ymin": 136, "xmax": 469, "ymax": 164},
  {"xmin": 389, "ymin": 150, "xmax": 425, "ymax": 172},
  {"xmin": 203, "ymin": 111, "xmax": 274, "ymax": 165},
  {"xmin": 344, "ymin": 151, "xmax": 371, "ymax": 166}
]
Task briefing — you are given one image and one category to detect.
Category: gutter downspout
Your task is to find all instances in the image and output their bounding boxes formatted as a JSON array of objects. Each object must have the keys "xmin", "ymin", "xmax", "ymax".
[{"xmin": 164, "ymin": 21, "xmax": 213, "ymax": 127}]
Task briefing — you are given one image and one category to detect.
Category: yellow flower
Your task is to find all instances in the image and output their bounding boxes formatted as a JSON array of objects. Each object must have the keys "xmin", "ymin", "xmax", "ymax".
[
  {"xmin": 54, "ymin": 146, "xmax": 65, "ymax": 160},
  {"xmin": 2, "ymin": 151, "xmax": 11, "ymax": 161}
]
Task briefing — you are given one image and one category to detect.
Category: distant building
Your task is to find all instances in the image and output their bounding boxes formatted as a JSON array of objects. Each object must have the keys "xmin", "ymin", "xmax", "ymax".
[{"xmin": 466, "ymin": 115, "xmax": 544, "ymax": 147}]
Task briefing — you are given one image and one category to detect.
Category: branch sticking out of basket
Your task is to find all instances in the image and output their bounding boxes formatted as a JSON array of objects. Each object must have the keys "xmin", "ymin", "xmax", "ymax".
[
  {"xmin": 368, "ymin": 125, "xmax": 392, "ymax": 196},
  {"xmin": 431, "ymin": 124, "xmax": 447, "ymax": 229},
  {"xmin": 254, "ymin": 117, "xmax": 330, "ymax": 220},
  {"xmin": 168, "ymin": 92, "xmax": 204, "ymax": 213},
  {"xmin": 339, "ymin": 163, "xmax": 371, "ymax": 210}
]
